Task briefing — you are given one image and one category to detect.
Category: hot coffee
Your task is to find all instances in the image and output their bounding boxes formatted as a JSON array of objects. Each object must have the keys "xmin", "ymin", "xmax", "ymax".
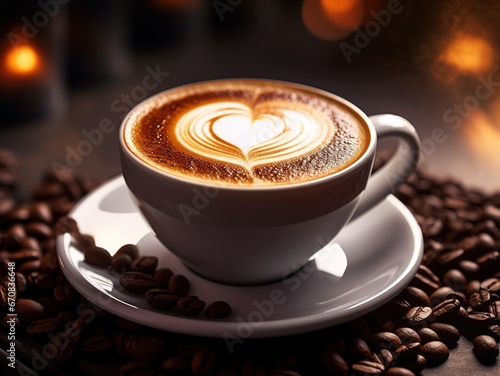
[{"xmin": 123, "ymin": 80, "xmax": 369, "ymax": 186}]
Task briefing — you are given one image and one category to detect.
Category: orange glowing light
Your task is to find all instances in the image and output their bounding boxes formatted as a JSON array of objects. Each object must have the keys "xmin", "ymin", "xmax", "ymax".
[
  {"xmin": 5, "ymin": 45, "xmax": 39, "ymax": 75},
  {"xmin": 463, "ymin": 110, "xmax": 500, "ymax": 167},
  {"xmin": 439, "ymin": 34, "xmax": 493, "ymax": 75},
  {"xmin": 302, "ymin": 0, "xmax": 353, "ymax": 41},
  {"xmin": 320, "ymin": 0, "xmax": 364, "ymax": 30}
]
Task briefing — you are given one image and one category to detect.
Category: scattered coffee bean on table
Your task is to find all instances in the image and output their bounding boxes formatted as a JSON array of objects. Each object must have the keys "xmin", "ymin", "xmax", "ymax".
[{"xmin": 2, "ymin": 149, "xmax": 500, "ymax": 375}]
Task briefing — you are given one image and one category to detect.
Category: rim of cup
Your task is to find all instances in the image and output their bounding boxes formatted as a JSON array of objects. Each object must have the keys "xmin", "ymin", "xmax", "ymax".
[{"xmin": 119, "ymin": 78, "xmax": 377, "ymax": 191}]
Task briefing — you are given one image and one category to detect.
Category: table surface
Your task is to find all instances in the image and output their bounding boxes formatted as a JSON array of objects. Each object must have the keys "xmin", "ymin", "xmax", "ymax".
[{"xmin": 1, "ymin": 1, "xmax": 499, "ymax": 374}]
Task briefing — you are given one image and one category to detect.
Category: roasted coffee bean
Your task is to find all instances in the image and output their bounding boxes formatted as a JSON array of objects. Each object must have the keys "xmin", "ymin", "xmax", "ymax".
[
  {"xmin": 321, "ymin": 351, "xmax": 349, "ymax": 376},
  {"xmin": 73, "ymin": 233, "xmax": 96, "ymax": 251},
  {"xmin": 153, "ymin": 268, "xmax": 173, "ymax": 289},
  {"xmin": 400, "ymin": 286, "xmax": 430, "ymax": 307},
  {"xmin": 490, "ymin": 301, "xmax": 500, "ymax": 320},
  {"xmin": 405, "ymin": 306, "xmax": 432, "ymax": 328},
  {"xmin": 485, "ymin": 325, "xmax": 500, "ymax": 342},
  {"xmin": 466, "ymin": 280, "xmax": 481, "ymax": 297},
  {"xmin": 18, "ymin": 259, "xmax": 41, "ymax": 274},
  {"xmin": 29, "ymin": 202, "xmax": 53, "ymax": 224},
  {"xmin": 178, "ymin": 296, "xmax": 206, "ymax": 316},
  {"xmin": 81, "ymin": 335, "xmax": 114, "ymax": 354},
  {"xmin": 4, "ymin": 224, "xmax": 26, "ymax": 249},
  {"xmin": 168, "ymin": 274, "xmax": 190, "ymax": 296},
  {"xmin": 205, "ymin": 301, "xmax": 232, "ymax": 319},
  {"xmin": 429, "ymin": 287, "xmax": 454, "ymax": 306},
  {"xmin": 394, "ymin": 327, "xmax": 421, "ymax": 345},
  {"xmin": 394, "ymin": 342, "xmax": 421, "ymax": 361},
  {"xmin": 161, "ymin": 355, "xmax": 190, "ymax": 372},
  {"xmin": 469, "ymin": 290, "xmax": 491, "ymax": 311},
  {"xmin": 417, "ymin": 328, "xmax": 439, "ymax": 344},
  {"xmin": 429, "ymin": 323, "xmax": 460, "ymax": 347},
  {"xmin": 120, "ymin": 272, "xmax": 157, "ymax": 294},
  {"xmin": 347, "ymin": 338, "xmax": 372, "ymax": 362},
  {"xmin": 419, "ymin": 341, "xmax": 449, "ymax": 367},
  {"xmin": 54, "ymin": 216, "xmax": 80, "ymax": 236},
  {"xmin": 394, "ymin": 354, "xmax": 426, "ymax": 374},
  {"xmin": 467, "ymin": 312, "xmax": 496, "ymax": 331},
  {"xmin": 481, "ymin": 278, "xmax": 500, "ymax": 293},
  {"xmin": 370, "ymin": 332, "xmax": 402, "ymax": 352},
  {"xmin": 110, "ymin": 253, "xmax": 132, "ymax": 274},
  {"xmin": 46, "ymin": 327, "xmax": 80, "ymax": 364},
  {"xmin": 371, "ymin": 349, "xmax": 393, "ymax": 369},
  {"xmin": 25, "ymin": 317, "xmax": 60, "ymax": 335},
  {"xmin": 120, "ymin": 361, "xmax": 154, "ymax": 376},
  {"xmin": 145, "ymin": 289, "xmax": 180, "ymax": 310},
  {"xmin": 131, "ymin": 256, "xmax": 158, "ymax": 275},
  {"xmin": 25, "ymin": 221, "xmax": 52, "ymax": 241},
  {"xmin": 268, "ymin": 369, "xmax": 301, "ymax": 376},
  {"xmin": 437, "ymin": 249, "xmax": 464, "ymax": 268},
  {"xmin": 472, "ymin": 335, "xmax": 499, "ymax": 364},
  {"xmin": 85, "ymin": 246, "xmax": 112, "ymax": 267},
  {"xmin": 431, "ymin": 299, "xmax": 460, "ymax": 322},
  {"xmin": 410, "ymin": 273, "xmax": 440, "ymax": 294},
  {"xmin": 351, "ymin": 360, "xmax": 384, "ymax": 375},
  {"xmin": 441, "ymin": 269, "xmax": 467, "ymax": 291},
  {"xmin": 123, "ymin": 333, "xmax": 167, "ymax": 361},
  {"xmin": 384, "ymin": 367, "xmax": 416, "ymax": 376},
  {"xmin": 9, "ymin": 249, "xmax": 41, "ymax": 265},
  {"xmin": 115, "ymin": 244, "xmax": 140, "ymax": 260},
  {"xmin": 458, "ymin": 260, "xmax": 480, "ymax": 280},
  {"xmin": 16, "ymin": 298, "xmax": 45, "ymax": 321},
  {"xmin": 445, "ymin": 291, "xmax": 467, "ymax": 307},
  {"xmin": 191, "ymin": 347, "xmax": 219, "ymax": 376}
]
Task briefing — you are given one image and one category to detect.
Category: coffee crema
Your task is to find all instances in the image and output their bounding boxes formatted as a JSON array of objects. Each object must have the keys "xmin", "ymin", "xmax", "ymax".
[{"xmin": 124, "ymin": 81, "xmax": 369, "ymax": 186}]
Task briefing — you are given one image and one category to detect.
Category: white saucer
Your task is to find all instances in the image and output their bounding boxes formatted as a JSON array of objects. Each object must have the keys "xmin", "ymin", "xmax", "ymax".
[{"xmin": 57, "ymin": 176, "xmax": 423, "ymax": 339}]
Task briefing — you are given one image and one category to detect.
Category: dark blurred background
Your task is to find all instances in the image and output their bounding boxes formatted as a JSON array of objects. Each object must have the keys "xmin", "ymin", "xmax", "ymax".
[{"xmin": 1, "ymin": 0, "xmax": 500, "ymax": 198}]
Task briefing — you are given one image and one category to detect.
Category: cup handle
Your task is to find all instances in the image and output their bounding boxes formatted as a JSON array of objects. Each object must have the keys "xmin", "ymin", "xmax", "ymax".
[{"xmin": 350, "ymin": 114, "xmax": 421, "ymax": 221}]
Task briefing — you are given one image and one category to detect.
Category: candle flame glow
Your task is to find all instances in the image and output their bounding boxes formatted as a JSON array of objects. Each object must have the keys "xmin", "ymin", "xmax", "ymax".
[
  {"xmin": 320, "ymin": 0, "xmax": 364, "ymax": 30},
  {"xmin": 463, "ymin": 110, "xmax": 500, "ymax": 168},
  {"xmin": 5, "ymin": 45, "xmax": 39, "ymax": 75}
]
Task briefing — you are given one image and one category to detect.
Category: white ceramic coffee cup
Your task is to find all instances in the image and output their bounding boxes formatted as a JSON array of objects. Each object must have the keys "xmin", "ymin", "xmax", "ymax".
[{"xmin": 119, "ymin": 80, "xmax": 421, "ymax": 285}]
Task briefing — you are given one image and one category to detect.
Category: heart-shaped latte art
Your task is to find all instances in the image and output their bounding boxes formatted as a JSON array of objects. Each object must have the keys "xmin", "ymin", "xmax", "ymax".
[{"xmin": 174, "ymin": 101, "xmax": 336, "ymax": 169}]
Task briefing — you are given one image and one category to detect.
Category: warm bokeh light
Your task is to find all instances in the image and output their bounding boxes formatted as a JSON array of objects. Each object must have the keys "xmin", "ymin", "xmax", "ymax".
[
  {"xmin": 320, "ymin": 0, "xmax": 364, "ymax": 30},
  {"xmin": 5, "ymin": 45, "xmax": 39, "ymax": 75},
  {"xmin": 436, "ymin": 34, "xmax": 493, "ymax": 78},
  {"xmin": 302, "ymin": 0, "xmax": 353, "ymax": 41},
  {"xmin": 463, "ymin": 110, "xmax": 500, "ymax": 168}
]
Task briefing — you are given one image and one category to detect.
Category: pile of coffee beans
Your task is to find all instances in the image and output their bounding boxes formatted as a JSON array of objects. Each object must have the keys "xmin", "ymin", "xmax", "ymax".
[
  {"xmin": 67, "ymin": 222, "xmax": 232, "ymax": 320},
  {"xmin": 1, "ymin": 148, "xmax": 499, "ymax": 376}
]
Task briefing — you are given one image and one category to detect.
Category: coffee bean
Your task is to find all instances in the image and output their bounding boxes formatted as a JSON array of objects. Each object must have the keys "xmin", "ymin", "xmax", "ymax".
[
  {"xmin": 191, "ymin": 347, "xmax": 219, "ymax": 376},
  {"xmin": 153, "ymin": 268, "xmax": 173, "ymax": 288},
  {"xmin": 405, "ymin": 306, "xmax": 432, "ymax": 328},
  {"xmin": 394, "ymin": 327, "xmax": 421, "ymax": 345},
  {"xmin": 394, "ymin": 354, "xmax": 426, "ymax": 374},
  {"xmin": 429, "ymin": 287, "xmax": 454, "ymax": 306},
  {"xmin": 321, "ymin": 351, "xmax": 349, "ymax": 376},
  {"xmin": 419, "ymin": 341, "xmax": 449, "ymax": 367},
  {"xmin": 347, "ymin": 338, "xmax": 372, "ymax": 362},
  {"xmin": 370, "ymin": 332, "xmax": 402, "ymax": 352},
  {"xmin": 168, "ymin": 274, "xmax": 190, "ymax": 296},
  {"xmin": 110, "ymin": 254, "xmax": 133, "ymax": 274},
  {"xmin": 145, "ymin": 289, "xmax": 180, "ymax": 310},
  {"xmin": 206, "ymin": 301, "xmax": 232, "ymax": 319},
  {"xmin": 120, "ymin": 361, "xmax": 154, "ymax": 376},
  {"xmin": 472, "ymin": 335, "xmax": 499, "ymax": 364},
  {"xmin": 429, "ymin": 323, "xmax": 460, "ymax": 347},
  {"xmin": 178, "ymin": 295, "xmax": 206, "ymax": 316},
  {"xmin": 469, "ymin": 290, "xmax": 491, "ymax": 311},
  {"xmin": 73, "ymin": 233, "xmax": 96, "ymax": 252},
  {"xmin": 161, "ymin": 354, "xmax": 190, "ymax": 372},
  {"xmin": 81, "ymin": 335, "xmax": 114, "ymax": 354},
  {"xmin": 29, "ymin": 202, "xmax": 53, "ymax": 224},
  {"xmin": 410, "ymin": 273, "xmax": 440, "ymax": 294},
  {"xmin": 384, "ymin": 367, "xmax": 416, "ymax": 376},
  {"xmin": 26, "ymin": 318, "xmax": 60, "ymax": 335},
  {"xmin": 458, "ymin": 260, "xmax": 480, "ymax": 280},
  {"xmin": 394, "ymin": 342, "xmax": 421, "ymax": 361},
  {"xmin": 131, "ymin": 256, "xmax": 158, "ymax": 275},
  {"xmin": 466, "ymin": 280, "xmax": 481, "ymax": 297},
  {"xmin": 85, "ymin": 246, "xmax": 112, "ymax": 267},
  {"xmin": 351, "ymin": 360, "xmax": 384, "ymax": 375},
  {"xmin": 431, "ymin": 299, "xmax": 460, "ymax": 322},
  {"xmin": 467, "ymin": 312, "xmax": 496, "ymax": 331},
  {"xmin": 120, "ymin": 272, "xmax": 157, "ymax": 294},
  {"xmin": 481, "ymin": 278, "xmax": 500, "ymax": 293},
  {"xmin": 485, "ymin": 325, "xmax": 500, "ymax": 342},
  {"xmin": 25, "ymin": 221, "xmax": 52, "ymax": 241},
  {"xmin": 123, "ymin": 333, "xmax": 166, "ymax": 361},
  {"xmin": 115, "ymin": 244, "xmax": 139, "ymax": 260},
  {"xmin": 46, "ymin": 326, "xmax": 80, "ymax": 364},
  {"xmin": 9, "ymin": 249, "xmax": 41, "ymax": 264},
  {"xmin": 400, "ymin": 286, "xmax": 430, "ymax": 307},
  {"xmin": 441, "ymin": 269, "xmax": 467, "ymax": 291},
  {"xmin": 16, "ymin": 298, "xmax": 45, "ymax": 321},
  {"xmin": 268, "ymin": 369, "xmax": 301, "ymax": 376},
  {"xmin": 417, "ymin": 328, "xmax": 439, "ymax": 344}
]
